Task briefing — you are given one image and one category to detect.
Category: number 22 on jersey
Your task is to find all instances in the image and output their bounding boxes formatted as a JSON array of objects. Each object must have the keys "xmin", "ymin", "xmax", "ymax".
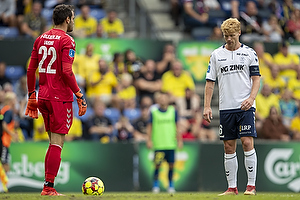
[{"xmin": 38, "ymin": 45, "xmax": 57, "ymax": 74}]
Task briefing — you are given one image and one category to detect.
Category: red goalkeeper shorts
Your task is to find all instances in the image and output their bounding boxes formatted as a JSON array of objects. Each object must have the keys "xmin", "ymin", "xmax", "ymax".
[{"xmin": 38, "ymin": 99, "xmax": 73, "ymax": 134}]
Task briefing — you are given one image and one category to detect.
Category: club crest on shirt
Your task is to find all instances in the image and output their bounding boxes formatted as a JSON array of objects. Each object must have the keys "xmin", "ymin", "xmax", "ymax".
[{"xmin": 69, "ymin": 49, "xmax": 75, "ymax": 58}]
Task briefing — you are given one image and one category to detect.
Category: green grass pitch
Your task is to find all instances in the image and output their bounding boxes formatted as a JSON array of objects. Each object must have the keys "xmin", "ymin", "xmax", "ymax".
[{"xmin": 0, "ymin": 192, "xmax": 300, "ymax": 200}]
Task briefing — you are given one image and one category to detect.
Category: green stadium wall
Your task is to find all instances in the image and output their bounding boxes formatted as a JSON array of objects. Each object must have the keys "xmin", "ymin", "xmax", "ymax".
[{"xmin": 6, "ymin": 141, "xmax": 300, "ymax": 193}]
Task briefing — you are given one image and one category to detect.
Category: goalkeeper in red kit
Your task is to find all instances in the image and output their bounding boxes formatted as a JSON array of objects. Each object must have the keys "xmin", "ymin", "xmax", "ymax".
[{"xmin": 25, "ymin": 4, "xmax": 87, "ymax": 196}]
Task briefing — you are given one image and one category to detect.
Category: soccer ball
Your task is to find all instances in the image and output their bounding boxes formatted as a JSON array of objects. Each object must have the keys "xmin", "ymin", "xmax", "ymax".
[{"xmin": 82, "ymin": 177, "xmax": 105, "ymax": 195}]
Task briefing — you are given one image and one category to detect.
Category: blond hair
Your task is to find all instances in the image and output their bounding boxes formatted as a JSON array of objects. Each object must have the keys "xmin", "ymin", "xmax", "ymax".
[{"xmin": 221, "ymin": 18, "xmax": 241, "ymax": 35}]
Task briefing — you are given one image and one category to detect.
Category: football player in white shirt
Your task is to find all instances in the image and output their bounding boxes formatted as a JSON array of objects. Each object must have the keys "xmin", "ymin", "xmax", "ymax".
[{"xmin": 203, "ymin": 18, "xmax": 260, "ymax": 196}]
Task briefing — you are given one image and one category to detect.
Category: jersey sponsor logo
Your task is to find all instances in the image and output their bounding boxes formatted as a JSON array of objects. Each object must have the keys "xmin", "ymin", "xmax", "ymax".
[
  {"xmin": 220, "ymin": 64, "xmax": 245, "ymax": 73},
  {"xmin": 236, "ymin": 53, "xmax": 249, "ymax": 56},
  {"xmin": 217, "ymin": 58, "xmax": 227, "ymax": 61},
  {"xmin": 69, "ymin": 49, "xmax": 75, "ymax": 58},
  {"xmin": 41, "ymin": 34, "xmax": 61, "ymax": 40}
]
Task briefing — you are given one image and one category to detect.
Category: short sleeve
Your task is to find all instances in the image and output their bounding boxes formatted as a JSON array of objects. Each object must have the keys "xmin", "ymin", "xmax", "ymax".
[
  {"xmin": 249, "ymin": 49, "xmax": 261, "ymax": 76},
  {"xmin": 206, "ymin": 53, "xmax": 217, "ymax": 81},
  {"xmin": 61, "ymin": 36, "xmax": 76, "ymax": 64}
]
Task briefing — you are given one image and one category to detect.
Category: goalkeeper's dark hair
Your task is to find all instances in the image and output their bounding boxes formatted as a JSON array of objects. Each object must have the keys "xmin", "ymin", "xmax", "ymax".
[{"xmin": 52, "ymin": 4, "xmax": 74, "ymax": 26}]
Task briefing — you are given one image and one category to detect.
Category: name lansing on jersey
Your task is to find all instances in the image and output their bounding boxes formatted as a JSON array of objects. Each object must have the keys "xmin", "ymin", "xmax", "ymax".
[{"xmin": 220, "ymin": 64, "xmax": 245, "ymax": 74}]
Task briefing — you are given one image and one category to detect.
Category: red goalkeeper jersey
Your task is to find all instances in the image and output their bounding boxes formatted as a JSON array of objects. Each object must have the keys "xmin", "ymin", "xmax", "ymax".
[{"xmin": 30, "ymin": 28, "xmax": 76, "ymax": 102}]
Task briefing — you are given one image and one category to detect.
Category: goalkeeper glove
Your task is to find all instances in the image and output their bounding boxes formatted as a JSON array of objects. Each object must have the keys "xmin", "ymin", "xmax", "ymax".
[
  {"xmin": 25, "ymin": 91, "xmax": 38, "ymax": 119},
  {"xmin": 75, "ymin": 90, "xmax": 87, "ymax": 116}
]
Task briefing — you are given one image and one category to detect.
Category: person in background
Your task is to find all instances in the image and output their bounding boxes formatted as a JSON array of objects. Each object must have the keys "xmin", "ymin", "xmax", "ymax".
[
  {"xmin": 287, "ymin": 65, "xmax": 300, "ymax": 101},
  {"xmin": 252, "ymin": 42, "xmax": 274, "ymax": 81},
  {"xmin": 109, "ymin": 52, "xmax": 125, "ymax": 80},
  {"xmin": 260, "ymin": 106, "xmax": 291, "ymax": 141},
  {"xmin": 1, "ymin": 92, "xmax": 19, "ymax": 173},
  {"xmin": 73, "ymin": 5, "xmax": 97, "ymax": 38},
  {"xmin": 100, "ymin": 9, "xmax": 124, "ymax": 38},
  {"xmin": 147, "ymin": 91, "xmax": 183, "ymax": 194},
  {"xmin": 86, "ymin": 59, "xmax": 118, "ymax": 106},
  {"xmin": 133, "ymin": 96, "xmax": 152, "ymax": 142},
  {"xmin": 273, "ymin": 41, "xmax": 299, "ymax": 82},
  {"xmin": 115, "ymin": 115, "xmax": 134, "ymax": 142},
  {"xmin": 134, "ymin": 59, "xmax": 162, "ymax": 103},
  {"xmin": 0, "ymin": 0, "xmax": 17, "ymax": 27},
  {"xmin": 156, "ymin": 44, "xmax": 176, "ymax": 76},
  {"xmin": 114, "ymin": 73, "xmax": 136, "ymax": 110},
  {"xmin": 0, "ymin": 62, "xmax": 12, "ymax": 88},
  {"xmin": 263, "ymin": 65, "xmax": 286, "ymax": 96},
  {"xmin": 161, "ymin": 60, "xmax": 196, "ymax": 114},
  {"xmin": 279, "ymin": 88, "xmax": 298, "ymax": 128},
  {"xmin": 87, "ymin": 100, "xmax": 113, "ymax": 143},
  {"xmin": 20, "ymin": 1, "xmax": 47, "ymax": 39},
  {"xmin": 262, "ymin": 14, "xmax": 284, "ymax": 42},
  {"xmin": 255, "ymin": 83, "xmax": 280, "ymax": 133}
]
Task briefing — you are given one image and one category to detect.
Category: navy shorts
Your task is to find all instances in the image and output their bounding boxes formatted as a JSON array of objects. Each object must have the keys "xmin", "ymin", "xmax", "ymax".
[
  {"xmin": 154, "ymin": 150, "xmax": 175, "ymax": 165},
  {"xmin": 219, "ymin": 108, "xmax": 257, "ymax": 140}
]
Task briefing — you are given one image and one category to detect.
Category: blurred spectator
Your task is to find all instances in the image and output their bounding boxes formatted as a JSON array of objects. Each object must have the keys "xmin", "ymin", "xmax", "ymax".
[
  {"xmin": 156, "ymin": 44, "xmax": 176, "ymax": 76},
  {"xmin": 280, "ymin": 88, "xmax": 298, "ymax": 127},
  {"xmin": 134, "ymin": 59, "xmax": 162, "ymax": 102},
  {"xmin": 286, "ymin": 8, "xmax": 300, "ymax": 41},
  {"xmin": 262, "ymin": 14, "xmax": 284, "ymax": 42},
  {"xmin": 255, "ymin": 84, "xmax": 280, "ymax": 133},
  {"xmin": 287, "ymin": 65, "xmax": 300, "ymax": 101},
  {"xmin": 209, "ymin": 26, "xmax": 223, "ymax": 41},
  {"xmin": 16, "ymin": 0, "xmax": 32, "ymax": 29},
  {"xmin": 181, "ymin": 109, "xmax": 217, "ymax": 141},
  {"xmin": 264, "ymin": 65, "xmax": 286, "ymax": 96},
  {"xmin": 114, "ymin": 73, "xmax": 136, "ymax": 110},
  {"xmin": 279, "ymin": 0, "xmax": 296, "ymax": 37},
  {"xmin": 183, "ymin": 0, "xmax": 210, "ymax": 31},
  {"xmin": 115, "ymin": 116, "xmax": 134, "ymax": 142},
  {"xmin": 1, "ymin": 92, "xmax": 19, "ymax": 172},
  {"xmin": 0, "ymin": 62, "xmax": 11, "ymax": 88},
  {"xmin": 290, "ymin": 106, "xmax": 300, "ymax": 140},
  {"xmin": 240, "ymin": 1, "xmax": 264, "ymax": 42},
  {"xmin": 20, "ymin": 1, "xmax": 47, "ymax": 39},
  {"xmin": 161, "ymin": 60, "xmax": 195, "ymax": 110},
  {"xmin": 109, "ymin": 52, "xmax": 125, "ymax": 80},
  {"xmin": 132, "ymin": 96, "xmax": 153, "ymax": 142},
  {"xmin": 273, "ymin": 41, "xmax": 299, "ymax": 82},
  {"xmin": 253, "ymin": 42, "xmax": 274, "ymax": 80},
  {"xmin": 0, "ymin": 0, "xmax": 17, "ymax": 27},
  {"xmin": 100, "ymin": 9, "xmax": 124, "ymax": 38},
  {"xmin": 73, "ymin": 43, "xmax": 100, "ymax": 87},
  {"xmin": 124, "ymin": 49, "xmax": 144, "ymax": 79},
  {"xmin": 260, "ymin": 106, "xmax": 291, "ymax": 141},
  {"xmin": 87, "ymin": 100, "xmax": 113, "ymax": 143},
  {"xmin": 74, "ymin": 5, "xmax": 97, "ymax": 38},
  {"xmin": 178, "ymin": 88, "xmax": 200, "ymax": 119},
  {"xmin": 170, "ymin": 0, "xmax": 182, "ymax": 26},
  {"xmin": 86, "ymin": 59, "xmax": 118, "ymax": 106}
]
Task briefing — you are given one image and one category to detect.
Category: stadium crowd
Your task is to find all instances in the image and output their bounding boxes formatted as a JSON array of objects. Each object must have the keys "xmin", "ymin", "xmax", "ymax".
[{"xmin": 0, "ymin": 0, "xmax": 299, "ymax": 143}]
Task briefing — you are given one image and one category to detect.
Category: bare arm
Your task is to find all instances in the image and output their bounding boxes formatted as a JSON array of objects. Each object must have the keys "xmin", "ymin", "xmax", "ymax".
[
  {"xmin": 184, "ymin": 2, "xmax": 208, "ymax": 23},
  {"xmin": 241, "ymin": 75, "xmax": 261, "ymax": 110},
  {"xmin": 203, "ymin": 80, "xmax": 215, "ymax": 123}
]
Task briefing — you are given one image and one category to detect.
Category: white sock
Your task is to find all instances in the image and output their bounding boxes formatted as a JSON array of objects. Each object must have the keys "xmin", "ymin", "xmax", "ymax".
[
  {"xmin": 244, "ymin": 148, "xmax": 257, "ymax": 186},
  {"xmin": 224, "ymin": 152, "xmax": 238, "ymax": 188}
]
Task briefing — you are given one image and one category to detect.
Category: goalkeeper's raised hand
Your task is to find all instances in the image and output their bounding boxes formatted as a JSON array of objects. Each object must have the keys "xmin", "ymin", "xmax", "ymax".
[
  {"xmin": 75, "ymin": 90, "xmax": 87, "ymax": 116},
  {"xmin": 25, "ymin": 91, "xmax": 38, "ymax": 119}
]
